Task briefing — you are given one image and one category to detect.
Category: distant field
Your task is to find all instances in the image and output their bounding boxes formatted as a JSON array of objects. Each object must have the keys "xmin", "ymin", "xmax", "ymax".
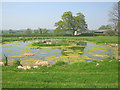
[{"xmin": 2, "ymin": 36, "xmax": 118, "ymax": 44}]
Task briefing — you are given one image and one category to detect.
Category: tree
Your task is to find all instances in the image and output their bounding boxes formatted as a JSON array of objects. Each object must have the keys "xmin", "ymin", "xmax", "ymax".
[
  {"xmin": 118, "ymin": 1, "xmax": 120, "ymax": 33},
  {"xmin": 8, "ymin": 29, "xmax": 14, "ymax": 34},
  {"xmin": 105, "ymin": 30, "xmax": 115, "ymax": 36},
  {"xmin": 33, "ymin": 29, "xmax": 39, "ymax": 34},
  {"xmin": 54, "ymin": 28, "xmax": 66, "ymax": 35},
  {"xmin": 38, "ymin": 28, "xmax": 43, "ymax": 34},
  {"xmin": 1, "ymin": 30, "xmax": 3, "ymax": 34},
  {"xmin": 108, "ymin": 3, "xmax": 119, "ymax": 31},
  {"xmin": 74, "ymin": 13, "xmax": 87, "ymax": 34},
  {"xmin": 25, "ymin": 28, "xmax": 32, "ymax": 34},
  {"xmin": 43, "ymin": 28, "xmax": 48, "ymax": 34},
  {"xmin": 54, "ymin": 11, "xmax": 87, "ymax": 36},
  {"xmin": 54, "ymin": 20, "xmax": 67, "ymax": 35},
  {"xmin": 98, "ymin": 25, "xmax": 112, "ymax": 30}
]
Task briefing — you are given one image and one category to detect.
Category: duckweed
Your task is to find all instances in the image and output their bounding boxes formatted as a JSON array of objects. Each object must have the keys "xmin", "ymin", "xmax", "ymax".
[
  {"xmin": 41, "ymin": 53, "xmax": 47, "ymax": 54},
  {"xmin": 22, "ymin": 48, "xmax": 32, "ymax": 53},
  {"xmin": 2, "ymin": 45, "xmax": 12, "ymax": 48}
]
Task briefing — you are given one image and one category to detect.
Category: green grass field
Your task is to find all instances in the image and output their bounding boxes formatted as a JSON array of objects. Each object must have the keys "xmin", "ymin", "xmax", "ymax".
[
  {"xmin": 1, "ymin": 36, "xmax": 119, "ymax": 88},
  {"xmin": 2, "ymin": 57, "xmax": 118, "ymax": 88},
  {"xmin": 2, "ymin": 36, "xmax": 118, "ymax": 44}
]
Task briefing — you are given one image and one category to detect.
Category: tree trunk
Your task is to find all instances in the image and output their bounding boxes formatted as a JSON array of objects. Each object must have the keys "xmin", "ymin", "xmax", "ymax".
[{"xmin": 72, "ymin": 31, "xmax": 74, "ymax": 36}]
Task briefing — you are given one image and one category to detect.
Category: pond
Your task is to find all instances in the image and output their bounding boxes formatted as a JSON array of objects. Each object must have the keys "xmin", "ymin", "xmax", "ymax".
[{"xmin": 1, "ymin": 40, "xmax": 116, "ymax": 65}]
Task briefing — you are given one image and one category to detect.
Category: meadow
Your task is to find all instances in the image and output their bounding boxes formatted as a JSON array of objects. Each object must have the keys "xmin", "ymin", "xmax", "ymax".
[
  {"xmin": 2, "ymin": 36, "xmax": 118, "ymax": 44},
  {"xmin": 2, "ymin": 57, "xmax": 118, "ymax": 88},
  {"xmin": 1, "ymin": 36, "xmax": 119, "ymax": 88}
]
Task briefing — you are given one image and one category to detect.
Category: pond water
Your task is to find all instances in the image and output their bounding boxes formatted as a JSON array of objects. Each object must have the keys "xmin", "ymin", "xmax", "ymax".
[
  {"xmin": 1, "ymin": 41, "xmax": 62, "ymax": 61},
  {"xmin": 0, "ymin": 40, "xmax": 116, "ymax": 64}
]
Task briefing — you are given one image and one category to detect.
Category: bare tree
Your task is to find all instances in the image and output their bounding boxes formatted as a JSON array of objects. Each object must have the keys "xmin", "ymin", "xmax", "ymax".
[
  {"xmin": 118, "ymin": 1, "xmax": 120, "ymax": 33},
  {"xmin": 108, "ymin": 3, "xmax": 118, "ymax": 31}
]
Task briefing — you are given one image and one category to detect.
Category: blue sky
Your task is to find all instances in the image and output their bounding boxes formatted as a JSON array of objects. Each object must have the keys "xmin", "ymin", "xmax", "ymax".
[{"xmin": 2, "ymin": 2, "xmax": 115, "ymax": 30}]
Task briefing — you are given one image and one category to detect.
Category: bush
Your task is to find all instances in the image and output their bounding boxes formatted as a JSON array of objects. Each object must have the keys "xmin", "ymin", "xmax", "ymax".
[
  {"xmin": 105, "ymin": 30, "xmax": 115, "ymax": 36},
  {"xmin": 78, "ymin": 33, "xmax": 95, "ymax": 36},
  {"xmin": 94, "ymin": 33, "xmax": 106, "ymax": 36},
  {"xmin": 77, "ymin": 33, "xmax": 106, "ymax": 36},
  {"xmin": 13, "ymin": 59, "xmax": 22, "ymax": 66},
  {"xmin": 2, "ymin": 34, "xmax": 72, "ymax": 37},
  {"xmin": 53, "ymin": 61, "xmax": 68, "ymax": 66}
]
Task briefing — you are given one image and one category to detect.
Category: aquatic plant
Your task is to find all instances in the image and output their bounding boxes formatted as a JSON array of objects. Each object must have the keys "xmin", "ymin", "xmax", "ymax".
[
  {"xmin": 6, "ymin": 50, "xmax": 11, "ymax": 51},
  {"xmin": 22, "ymin": 48, "xmax": 32, "ymax": 53},
  {"xmin": 46, "ymin": 49, "xmax": 51, "ymax": 51},
  {"xmin": 32, "ymin": 42, "xmax": 69, "ymax": 47},
  {"xmin": 41, "ymin": 53, "xmax": 47, "ymax": 54},
  {"xmin": 91, "ymin": 46, "xmax": 104, "ymax": 50},
  {"xmin": 2, "ymin": 45, "xmax": 12, "ymax": 48},
  {"xmin": 16, "ymin": 43, "xmax": 21, "ymax": 45},
  {"xmin": 13, "ymin": 59, "xmax": 22, "ymax": 66},
  {"xmin": 53, "ymin": 61, "xmax": 68, "ymax": 66},
  {"xmin": 61, "ymin": 50, "xmax": 67, "ymax": 56},
  {"xmin": 11, "ymin": 55, "xmax": 23, "ymax": 57}
]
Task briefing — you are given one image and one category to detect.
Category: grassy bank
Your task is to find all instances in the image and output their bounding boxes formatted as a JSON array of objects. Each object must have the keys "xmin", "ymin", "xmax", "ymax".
[
  {"xmin": 2, "ymin": 57, "xmax": 118, "ymax": 88},
  {"xmin": 2, "ymin": 36, "xmax": 118, "ymax": 44}
]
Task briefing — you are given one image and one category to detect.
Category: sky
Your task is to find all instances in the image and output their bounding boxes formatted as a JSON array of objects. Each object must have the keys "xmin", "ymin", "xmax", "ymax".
[{"xmin": 2, "ymin": 2, "xmax": 116, "ymax": 30}]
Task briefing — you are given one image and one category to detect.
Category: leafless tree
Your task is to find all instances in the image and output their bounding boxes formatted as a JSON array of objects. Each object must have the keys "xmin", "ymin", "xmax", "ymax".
[
  {"xmin": 108, "ymin": 2, "xmax": 119, "ymax": 31},
  {"xmin": 118, "ymin": 1, "xmax": 120, "ymax": 33}
]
